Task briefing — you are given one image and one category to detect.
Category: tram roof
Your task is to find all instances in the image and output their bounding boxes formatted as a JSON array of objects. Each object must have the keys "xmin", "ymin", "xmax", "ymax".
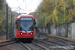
[{"xmin": 16, "ymin": 15, "xmax": 35, "ymax": 20}]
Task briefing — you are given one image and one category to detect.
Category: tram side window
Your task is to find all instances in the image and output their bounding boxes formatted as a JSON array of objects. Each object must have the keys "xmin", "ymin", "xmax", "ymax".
[
  {"xmin": 16, "ymin": 20, "xmax": 20, "ymax": 30},
  {"xmin": 16, "ymin": 20, "xmax": 18, "ymax": 29}
]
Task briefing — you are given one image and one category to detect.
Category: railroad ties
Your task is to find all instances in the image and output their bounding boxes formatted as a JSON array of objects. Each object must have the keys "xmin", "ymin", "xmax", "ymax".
[
  {"xmin": 19, "ymin": 38, "xmax": 75, "ymax": 50},
  {"xmin": 0, "ymin": 38, "xmax": 75, "ymax": 50},
  {"xmin": 0, "ymin": 40, "xmax": 16, "ymax": 47}
]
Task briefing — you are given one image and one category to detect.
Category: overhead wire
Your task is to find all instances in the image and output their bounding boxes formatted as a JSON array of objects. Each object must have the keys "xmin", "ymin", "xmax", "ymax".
[
  {"xmin": 15, "ymin": 0, "xmax": 33, "ymax": 12},
  {"xmin": 17, "ymin": 0, "xmax": 20, "ymax": 5},
  {"xmin": 13, "ymin": 0, "xmax": 24, "ymax": 11},
  {"xmin": 24, "ymin": 0, "xmax": 26, "ymax": 9},
  {"xmin": 26, "ymin": 0, "xmax": 33, "ymax": 9},
  {"xmin": 12, "ymin": 0, "xmax": 34, "ymax": 13},
  {"xmin": 17, "ymin": 0, "xmax": 21, "ymax": 13}
]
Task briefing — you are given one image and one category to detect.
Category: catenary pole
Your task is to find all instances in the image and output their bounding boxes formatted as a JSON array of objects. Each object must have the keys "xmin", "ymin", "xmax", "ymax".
[
  {"xmin": 11, "ymin": 11, "xmax": 12, "ymax": 37},
  {"xmin": 6, "ymin": 4, "xmax": 8, "ymax": 39}
]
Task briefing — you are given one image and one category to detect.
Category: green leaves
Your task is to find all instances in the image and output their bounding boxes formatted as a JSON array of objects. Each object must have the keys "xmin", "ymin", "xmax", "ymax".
[
  {"xmin": 29, "ymin": 0, "xmax": 75, "ymax": 27},
  {"xmin": 0, "ymin": 0, "xmax": 18, "ymax": 33},
  {"xmin": 0, "ymin": 0, "xmax": 3, "ymax": 10}
]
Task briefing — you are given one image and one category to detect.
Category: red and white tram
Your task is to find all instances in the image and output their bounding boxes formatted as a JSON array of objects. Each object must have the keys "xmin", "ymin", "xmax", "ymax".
[{"xmin": 15, "ymin": 15, "xmax": 36, "ymax": 42}]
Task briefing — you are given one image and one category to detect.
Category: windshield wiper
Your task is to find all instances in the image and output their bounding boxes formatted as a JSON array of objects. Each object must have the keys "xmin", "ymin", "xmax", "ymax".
[
  {"xmin": 20, "ymin": 25, "xmax": 27, "ymax": 33},
  {"xmin": 24, "ymin": 29, "xmax": 27, "ymax": 33}
]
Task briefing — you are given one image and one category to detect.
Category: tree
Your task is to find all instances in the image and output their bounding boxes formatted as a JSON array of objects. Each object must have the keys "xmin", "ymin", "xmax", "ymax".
[
  {"xmin": 0, "ymin": 0, "xmax": 3, "ymax": 10},
  {"xmin": 29, "ymin": 0, "xmax": 75, "ymax": 27}
]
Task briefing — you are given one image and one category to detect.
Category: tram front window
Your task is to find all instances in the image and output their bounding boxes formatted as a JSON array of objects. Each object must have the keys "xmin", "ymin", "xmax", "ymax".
[{"xmin": 20, "ymin": 17, "xmax": 34, "ymax": 31}]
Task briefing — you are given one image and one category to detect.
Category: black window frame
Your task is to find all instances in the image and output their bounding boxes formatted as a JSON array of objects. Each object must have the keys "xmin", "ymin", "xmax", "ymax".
[{"xmin": 16, "ymin": 20, "xmax": 20, "ymax": 30}]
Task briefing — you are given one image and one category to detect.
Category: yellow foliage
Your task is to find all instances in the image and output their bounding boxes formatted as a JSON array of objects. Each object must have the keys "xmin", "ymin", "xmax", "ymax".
[
  {"xmin": 70, "ymin": 9, "xmax": 75, "ymax": 16},
  {"xmin": 69, "ymin": 17, "xmax": 73, "ymax": 21},
  {"xmin": 53, "ymin": 8, "xmax": 58, "ymax": 16},
  {"xmin": 35, "ymin": 19, "xmax": 38, "ymax": 26},
  {"xmin": 67, "ymin": 15, "xmax": 73, "ymax": 21},
  {"xmin": 59, "ymin": 0, "xmax": 64, "ymax": 6},
  {"xmin": 55, "ymin": 16, "xmax": 58, "ymax": 22},
  {"xmin": 53, "ymin": 8, "xmax": 58, "ymax": 22},
  {"xmin": 67, "ymin": 10, "xmax": 73, "ymax": 22},
  {"xmin": 73, "ymin": 0, "xmax": 75, "ymax": 6},
  {"xmin": 49, "ymin": 15, "xmax": 51, "ymax": 20},
  {"xmin": 48, "ymin": 15, "xmax": 52, "ymax": 23},
  {"xmin": 62, "ymin": 5, "xmax": 65, "ymax": 7},
  {"xmin": 43, "ymin": 0, "xmax": 53, "ymax": 13},
  {"xmin": 37, "ymin": 0, "xmax": 75, "ymax": 26}
]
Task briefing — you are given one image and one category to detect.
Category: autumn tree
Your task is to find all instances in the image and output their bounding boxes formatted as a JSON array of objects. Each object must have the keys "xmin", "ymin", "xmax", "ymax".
[
  {"xmin": 0, "ymin": 0, "xmax": 3, "ymax": 10},
  {"xmin": 0, "ymin": 0, "xmax": 18, "ymax": 33},
  {"xmin": 29, "ymin": 0, "xmax": 75, "ymax": 27}
]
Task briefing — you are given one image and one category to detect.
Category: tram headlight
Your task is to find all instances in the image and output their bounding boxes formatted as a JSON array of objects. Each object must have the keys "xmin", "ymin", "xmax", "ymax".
[
  {"xmin": 20, "ymin": 32, "xmax": 23, "ymax": 35},
  {"xmin": 31, "ymin": 32, "xmax": 33, "ymax": 35}
]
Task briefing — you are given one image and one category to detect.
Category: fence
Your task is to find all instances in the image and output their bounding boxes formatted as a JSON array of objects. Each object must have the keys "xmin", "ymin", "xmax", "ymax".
[{"xmin": 39, "ymin": 23, "xmax": 75, "ymax": 38}]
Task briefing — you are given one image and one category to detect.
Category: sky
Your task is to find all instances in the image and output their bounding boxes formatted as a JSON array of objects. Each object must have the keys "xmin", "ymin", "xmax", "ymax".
[{"xmin": 6, "ymin": 0, "xmax": 42, "ymax": 14}]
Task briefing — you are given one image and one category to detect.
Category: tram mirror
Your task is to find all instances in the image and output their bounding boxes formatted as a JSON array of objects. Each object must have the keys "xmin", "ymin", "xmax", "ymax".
[{"xmin": 34, "ymin": 22, "xmax": 36, "ymax": 25}]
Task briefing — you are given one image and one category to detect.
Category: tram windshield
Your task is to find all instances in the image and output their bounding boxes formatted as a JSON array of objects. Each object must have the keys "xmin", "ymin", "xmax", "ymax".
[{"xmin": 20, "ymin": 17, "xmax": 34, "ymax": 31}]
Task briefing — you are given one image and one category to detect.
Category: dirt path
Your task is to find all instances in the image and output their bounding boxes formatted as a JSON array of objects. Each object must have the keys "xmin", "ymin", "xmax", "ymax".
[{"xmin": 0, "ymin": 34, "xmax": 9, "ymax": 42}]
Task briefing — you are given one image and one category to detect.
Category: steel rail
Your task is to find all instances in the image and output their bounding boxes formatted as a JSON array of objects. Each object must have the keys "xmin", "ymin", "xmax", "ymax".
[
  {"xmin": 0, "ymin": 41, "xmax": 12, "ymax": 44},
  {"xmin": 34, "ymin": 39, "xmax": 75, "ymax": 50},
  {"xmin": 20, "ymin": 42, "xmax": 31, "ymax": 50},
  {"xmin": 38, "ymin": 39, "xmax": 65, "ymax": 46},
  {"xmin": 0, "ymin": 41, "xmax": 16, "ymax": 47},
  {"xmin": 37, "ymin": 32, "xmax": 75, "ymax": 43},
  {"xmin": 32, "ymin": 42, "xmax": 49, "ymax": 50},
  {"xmin": 37, "ymin": 32, "xmax": 75, "ymax": 45},
  {"xmin": 0, "ymin": 39, "xmax": 15, "ymax": 44},
  {"xmin": 49, "ymin": 36, "xmax": 75, "ymax": 46},
  {"xmin": 49, "ymin": 36, "xmax": 75, "ymax": 43},
  {"xmin": 34, "ymin": 39, "xmax": 56, "ymax": 46},
  {"xmin": 34, "ymin": 39, "xmax": 66, "ymax": 46}
]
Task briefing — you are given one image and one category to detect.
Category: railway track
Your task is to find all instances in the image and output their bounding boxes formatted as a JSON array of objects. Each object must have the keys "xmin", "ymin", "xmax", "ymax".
[
  {"xmin": 34, "ymin": 39, "xmax": 75, "ymax": 50},
  {"xmin": 20, "ymin": 39, "xmax": 74, "ymax": 50},
  {"xmin": 36, "ymin": 32, "xmax": 75, "ymax": 46},
  {"xmin": 0, "ymin": 40, "xmax": 16, "ymax": 47},
  {"xmin": 34, "ymin": 39, "xmax": 66, "ymax": 46},
  {"xmin": 20, "ymin": 41, "xmax": 49, "ymax": 50},
  {"xmin": 48, "ymin": 36, "xmax": 75, "ymax": 46},
  {"xmin": 0, "ymin": 39, "xmax": 75, "ymax": 50},
  {"xmin": 49, "ymin": 36, "xmax": 75, "ymax": 43},
  {"xmin": 36, "ymin": 33, "xmax": 75, "ymax": 50},
  {"xmin": 20, "ymin": 42, "xmax": 31, "ymax": 50}
]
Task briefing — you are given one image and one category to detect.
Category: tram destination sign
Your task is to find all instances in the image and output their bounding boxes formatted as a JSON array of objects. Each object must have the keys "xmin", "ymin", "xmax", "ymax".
[{"xmin": 20, "ymin": 17, "xmax": 32, "ymax": 20}]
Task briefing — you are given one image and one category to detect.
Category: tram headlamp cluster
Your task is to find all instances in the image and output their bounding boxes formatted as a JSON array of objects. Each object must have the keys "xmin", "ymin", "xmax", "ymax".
[
  {"xmin": 31, "ymin": 32, "xmax": 33, "ymax": 35},
  {"xmin": 20, "ymin": 32, "xmax": 23, "ymax": 35}
]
